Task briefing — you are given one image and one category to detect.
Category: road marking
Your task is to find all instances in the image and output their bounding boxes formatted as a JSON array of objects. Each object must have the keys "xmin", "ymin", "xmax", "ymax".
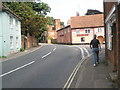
[
  {"xmin": 53, "ymin": 46, "xmax": 56, "ymax": 51},
  {"xmin": 0, "ymin": 61, "xmax": 35, "ymax": 77},
  {"xmin": 82, "ymin": 47, "xmax": 90, "ymax": 56},
  {"xmin": 53, "ymin": 48, "xmax": 56, "ymax": 51},
  {"xmin": 63, "ymin": 46, "xmax": 91, "ymax": 89},
  {"xmin": 78, "ymin": 47, "xmax": 85, "ymax": 59},
  {"xmin": 63, "ymin": 47, "xmax": 85, "ymax": 89},
  {"xmin": 42, "ymin": 52, "xmax": 52, "ymax": 59}
]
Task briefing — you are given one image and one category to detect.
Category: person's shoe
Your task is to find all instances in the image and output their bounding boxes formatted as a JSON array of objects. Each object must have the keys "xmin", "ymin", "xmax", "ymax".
[
  {"xmin": 96, "ymin": 62, "xmax": 99, "ymax": 64},
  {"xmin": 93, "ymin": 64, "xmax": 96, "ymax": 67}
]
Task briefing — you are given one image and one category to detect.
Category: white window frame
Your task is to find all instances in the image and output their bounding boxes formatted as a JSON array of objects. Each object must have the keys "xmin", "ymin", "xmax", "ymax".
[
  {"xmin": 76, "ymin": 29, "xmax": 80, "ymax": 34},
  {"xmin": 68, "ymin": 28, "xmax": 70, "ymax": 32},
  {"xmin": 10, "ymin": 36, "xmax": 13, "ymax": 49},
  {"xmin": 85, "ymin": 28, "xmax": 90, "ymax": 34},
  {"xmin": 98, "ymin": 28, "xmax": 102, "ymax": 32},
  {"xmin": 64, "ymin": 29, "xmax": 66, "ymax": 34},
  {"xmin": 15, "ymin": 20, "xmax": 18, "ymax": 31},
  {"xmin": 16, "ymin": 37, "xmax": 19, "ymax": 49},
  {"xmin": 105, "ymin": 5, "xmax": 116, "ymax": 51},
  {"xmin": 81, "ymin": 37, "xmax": 85, "ymax": 42},
  {"xmin": 9, "ymin": 16, "xmax": 13, "ymax": 29},
  {"xmin": 106, "ymin": 23, "xmax": 112, "ymax": 50}
]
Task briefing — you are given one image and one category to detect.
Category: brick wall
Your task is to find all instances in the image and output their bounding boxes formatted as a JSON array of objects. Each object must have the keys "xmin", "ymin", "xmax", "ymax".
[{"xmin": 21, "ymin": 34, "xmax": 38, "ymax": 49}]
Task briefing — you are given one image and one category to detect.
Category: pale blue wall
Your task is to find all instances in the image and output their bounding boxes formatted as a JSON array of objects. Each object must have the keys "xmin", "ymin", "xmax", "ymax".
[
  {"xmin": 0, "ymin": 13, "xmax": 2, "ymax": 56},
  {"xmin": 2, "ymin": 12, "xmax": 10, "ymax": 56},
  {"xmin": 0, "ymin": 11, "xmax": 21, "ymax": 56}
]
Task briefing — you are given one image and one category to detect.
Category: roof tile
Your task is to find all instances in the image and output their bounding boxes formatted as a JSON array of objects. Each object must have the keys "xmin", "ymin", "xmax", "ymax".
[{"xmin": 71, "ymin": 14, "xmax": 104, "ymax": 28}]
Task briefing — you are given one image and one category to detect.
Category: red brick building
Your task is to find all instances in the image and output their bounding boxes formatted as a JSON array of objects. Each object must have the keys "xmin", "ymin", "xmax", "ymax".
[
  {"xmin": 104, "ymin": 1, "xmax": 120, "ymax": 86},
  {"xmin": 45, "ymin": 19, "xmax": 62, "ymax": 43},
  {"xmin": 57, "ymin": 14, "xmax": 104, "ymax": 44}
]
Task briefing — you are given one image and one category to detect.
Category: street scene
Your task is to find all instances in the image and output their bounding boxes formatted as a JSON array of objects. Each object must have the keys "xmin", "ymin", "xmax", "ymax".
[{"xmin": 0, "ymin": 0, "xmax": 120, "ymax": 89}]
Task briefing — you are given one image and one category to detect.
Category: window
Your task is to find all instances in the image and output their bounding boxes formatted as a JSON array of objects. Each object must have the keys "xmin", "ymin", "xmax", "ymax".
[
  {"xmin": 16, "ymin": 37, "xmax": 18, "ymax": 49},
  {"xmin": 9, "ymin": 16, "xmax": 13, "ymax": 29},
  {"xmin": 50, "ymin": 32, "xmax": 54, "ymax": 35},
  {"xmin": 10, "ymin": 36, "xmax": 13, "ymax": 49},
  {"xmin": 15, "ymin": 20, "xmax": 18, "ymax": 31},
  {"xmin": 64, "ymin": 29, "xmax": 66, "ymax": 34},
  {"xmin": 76, "ymin": 29, "xmax": 80, "ymax": 34},
  {"xmin": 106, "ymin": 23, "xmax": 112, "ymax": 50},
  {"xmin": 85, "ymin": 29, "xmax": 90, "ymax": 33},
  {"xmin": 81, "ymin": 37, "xmax": 85, "ymax": 42},
  {"xmin": 98, "ymin": 28, "xmax": 102, "ymax": 32},
  {"xmin": 68, "ymin": 28, "xmax": 70, "ymax": 32}
]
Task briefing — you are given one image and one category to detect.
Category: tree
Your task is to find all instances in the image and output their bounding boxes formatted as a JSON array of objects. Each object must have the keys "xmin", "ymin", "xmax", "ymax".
[
  {"xmin": 3, "ymin": 2, "xmax": 51, "ymax": 41},
  {"xmin": 32, "ymin": 2, "xmax": 51, "ymax": 15},
  {"xmin": 46, "ymin": 16, "xmax": 54, "ymax": 25},
  {"xmin": 24, "ymin": 15, "xmax": 48, "ymax": 38}
]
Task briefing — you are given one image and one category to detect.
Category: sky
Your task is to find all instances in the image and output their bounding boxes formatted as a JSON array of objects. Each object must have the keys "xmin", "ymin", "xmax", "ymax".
[{"xmin": 41, "ymin": 0, "xmax": 104, "ymax": 26}]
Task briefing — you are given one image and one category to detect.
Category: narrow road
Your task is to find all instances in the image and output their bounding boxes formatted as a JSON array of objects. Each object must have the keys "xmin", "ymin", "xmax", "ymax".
[{"xmin": 2, "ymin": 45, "xmax": 90, "ymax": 88}]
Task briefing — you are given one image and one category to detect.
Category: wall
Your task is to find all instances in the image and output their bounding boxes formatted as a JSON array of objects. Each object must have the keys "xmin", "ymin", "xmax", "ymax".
[
  {"xmin": 71, "ymin": 28, "xmax": 93, "ymax": 44},
  {"xmin": 104, "ymin": 2, "xmax": 117, "ymax": 67},
  {"xmin": 71, "ymin": 27, "xmax": 104, "ymax": 44},
  {"xmin": 1, "ymin": 12, "xmax": 10, "ymax": 56},
  {"xmin": 0, "ymin": 13, "xmax": 3, "ymax": 56},
  {"xmin": 57, "ymin": 26, "xmax": 71, "ymax": 44},
  {"xmin": 0, "ymin": 11, "xmax": 21, "ymax": 56},
  {"xmin": 21, "ymin": 34, "xmax": 38, "ymax": 49}
]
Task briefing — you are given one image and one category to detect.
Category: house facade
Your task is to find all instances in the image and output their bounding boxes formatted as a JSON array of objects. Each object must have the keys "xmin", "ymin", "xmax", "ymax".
[
  {"xmin": 45, "ymin": 19, "xmax": 63, "ymax": 43},
  {"xmin": 57, "ymin": 25, "xmax": 71, "ymax": 44},
  {"xmin": 57, "ymin": 14, "xmax": 104, "ymax": 44},
  {"xmin": 0, "ymin": 4, "xmax": 21, "ymax": 56},
  {"xmin": 104, "ymin": 1, "xmax": 120, "ymax": 86}
]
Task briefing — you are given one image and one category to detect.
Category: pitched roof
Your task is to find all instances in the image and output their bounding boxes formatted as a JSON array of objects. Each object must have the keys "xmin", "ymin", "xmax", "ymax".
[
  {"xmin": 71, "ymin": 14, "xmax": 104, "ymax": 28},
  {"xmin": 1, "ymin": 4, "xmax": 21, "ymax": 21}
]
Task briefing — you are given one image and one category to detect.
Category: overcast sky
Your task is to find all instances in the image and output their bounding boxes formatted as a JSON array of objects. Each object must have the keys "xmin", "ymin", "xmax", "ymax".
[{"xmin": 41, "ymin": 0, "xmax": 104, "ymax": 25}]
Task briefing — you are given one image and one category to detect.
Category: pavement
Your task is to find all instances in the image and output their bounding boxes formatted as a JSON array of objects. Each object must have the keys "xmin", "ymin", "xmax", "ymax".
[
  {"xmin": 74, "ymin": 50, "xmax": 118, "ymax": 88},
  {"xmin": 0, "ymin": 45, "xmax": 43, "ymax": 61}
]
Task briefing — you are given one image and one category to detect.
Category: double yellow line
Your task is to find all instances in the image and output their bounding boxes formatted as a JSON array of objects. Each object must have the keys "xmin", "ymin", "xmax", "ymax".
[{"xmin": 63, "ymin": 47, "xmax": 91, "ymax": 89}]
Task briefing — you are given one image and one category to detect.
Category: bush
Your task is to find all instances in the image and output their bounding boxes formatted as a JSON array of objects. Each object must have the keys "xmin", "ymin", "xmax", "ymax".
[
  {"xmin": 52, "ymin": 41, "xmax": 57, "ymax": 44},
  {"xmin": 20, "ymin": 48, "xmax": 25, "ymax": 52},
  {"xmin": 47, "ymin": 37, "xmax": 53, "ymax": 40},
  {"xmin": 0, "ymin": 56, "xmax": 7, "ymax": 58}
]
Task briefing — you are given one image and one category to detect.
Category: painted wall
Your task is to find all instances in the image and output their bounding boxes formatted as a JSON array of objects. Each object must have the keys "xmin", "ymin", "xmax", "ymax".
[
  {"xmin": 71, "ymin": 27, "xmax": 104, "ymax": 44},
  {"xmin": 0, "ymin": 13, "xmax": 2, "ymax": 56},
  {"xmin": 0, "ymin": 11, "xmax": 21, "ymax": 56}
]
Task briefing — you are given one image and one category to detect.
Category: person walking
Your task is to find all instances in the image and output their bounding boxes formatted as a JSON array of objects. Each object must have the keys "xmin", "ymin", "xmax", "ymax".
[{"xmin": 90, "ymin": 34, "xmax": 101, "ymax": 67}]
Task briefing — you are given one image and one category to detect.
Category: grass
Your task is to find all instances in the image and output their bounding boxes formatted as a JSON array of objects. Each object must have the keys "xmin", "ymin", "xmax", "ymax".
[{"xmin": 0, "ymin": 56, "xmax": 7, "ymax": 58}]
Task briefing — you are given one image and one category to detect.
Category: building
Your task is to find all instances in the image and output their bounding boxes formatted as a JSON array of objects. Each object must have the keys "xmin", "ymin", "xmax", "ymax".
[
  {"xmin": 57, "ymin": 14, "xmax": 104, "ymax": 44},
  {"xmin": 0, "ymin": 4, "xmax": 21, "ymax": 56},
  {"xmin": 104, "ymin": 1, "xmax": 120, "ymax": 86},
  {"xmin": 45, "ymin": 19, "xmax": 63, "ymax": 43}
]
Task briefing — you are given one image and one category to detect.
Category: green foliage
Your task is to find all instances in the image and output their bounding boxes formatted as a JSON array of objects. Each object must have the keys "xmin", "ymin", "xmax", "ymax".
[
  {"xmin": 0, "ymin": 56, "xmax": 7, "ymax": 58},
  {"xmin": 3, "ymin": 2, "xmax": 51, "ymax": 41},
  {"xmin": 20, "ymin": 48, "xmax": 25, "ymax": 52},
  {"xmin": 32, "ymin": 2, "xmax": 51, "ymax": 15},
  {"xmin": 47, "ymin": 37, "xmax": 53, "ymax": 40},
  {"xmin": 52, "ymin": 41, "xmax": 57, "ymax": 44},
  {"xmin": 46, "ymin": 16, "xmax": 54, "ymax": 25},
  {"xmin": 60, "ymin": 22, "xmax": 65, "ymax": 27}
]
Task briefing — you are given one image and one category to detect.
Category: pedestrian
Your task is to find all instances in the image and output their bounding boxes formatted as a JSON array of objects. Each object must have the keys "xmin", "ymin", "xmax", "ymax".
[{"xmin": 90, "ymin": 34, "xmax": 101, "ymax": 67}]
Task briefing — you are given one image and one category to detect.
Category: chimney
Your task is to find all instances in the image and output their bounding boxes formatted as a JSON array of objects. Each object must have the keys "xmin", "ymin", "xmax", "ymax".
[
  {"xmin": 76, "ymin": 12, "xmax": 80, "ymax": 16},
  {"xmin": 54, "ymin": 19, "xmax": 61, "ymax": 31}
]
